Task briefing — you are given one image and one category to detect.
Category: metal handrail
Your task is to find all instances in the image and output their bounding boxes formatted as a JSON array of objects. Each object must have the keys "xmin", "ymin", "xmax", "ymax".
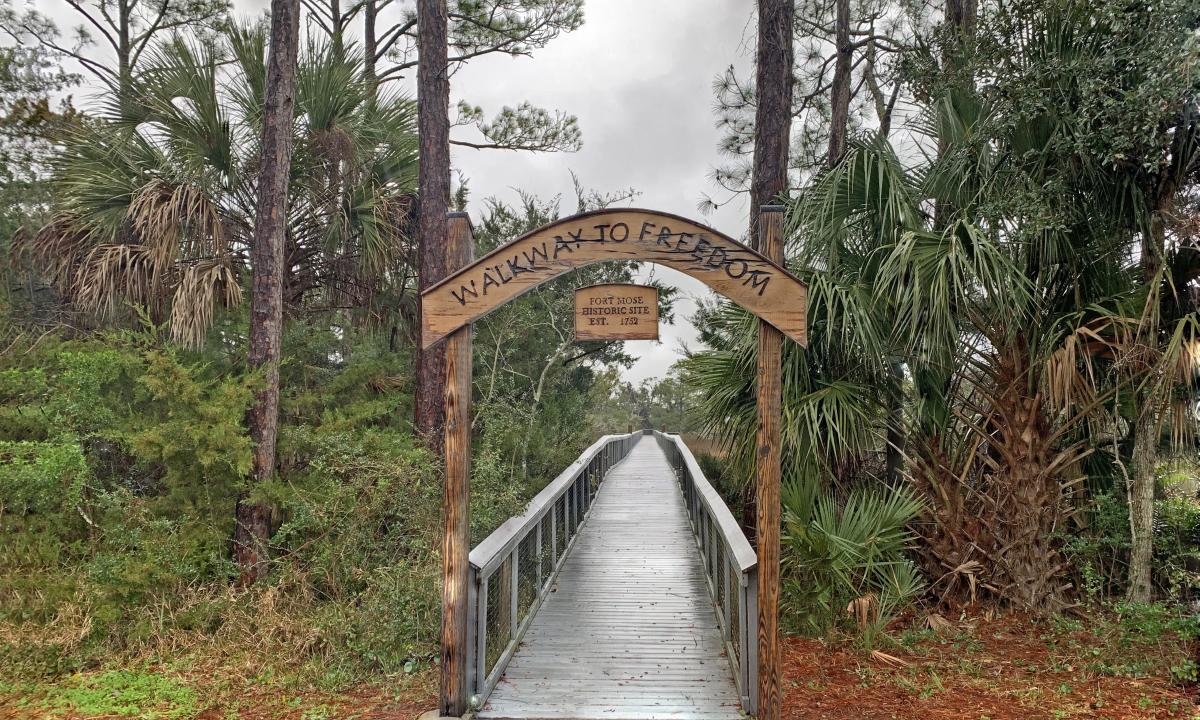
[
  {"xmin": 652, "ymin": 431, "xmax": 759, "ymax": 715},
  {"xmin": 465, "ymin": 431, "xmax": 640, "ymax": 709}
]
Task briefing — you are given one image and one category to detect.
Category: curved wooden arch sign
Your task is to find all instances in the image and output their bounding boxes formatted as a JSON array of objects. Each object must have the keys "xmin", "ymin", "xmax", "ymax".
[{"xmin": 420, "ymin": 208, "xmax": 807, "ymax": 348}]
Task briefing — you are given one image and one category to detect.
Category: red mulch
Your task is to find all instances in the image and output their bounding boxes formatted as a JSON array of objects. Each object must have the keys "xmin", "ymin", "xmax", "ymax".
[{"xmin": 782, "ymin": 617, "xmax": 1198, "ymax": 720}]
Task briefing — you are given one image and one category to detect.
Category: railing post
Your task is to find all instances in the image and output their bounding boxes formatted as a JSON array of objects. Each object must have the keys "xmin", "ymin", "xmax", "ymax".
[
  {"xmin": 535, "ymin": 519, "xmax": 544, "ymax": 590},
  {"xmin": 466, "ymin": 566, "xmax": 478, "ymax": 701},
  {"xmin": 747, "ymin": 568, "xmax": 760, "ymax": 715},
  {"xmin": 755, "ymin": 206, "xmax": 785, "ymax": 720},
  {"xmin": 439, "ymin": 212, "xmax": 474, "ymax": 718},
  {"xmin": 477, "ymin": 576, "xmax": 489, "ymax": 696},
  {"xmin": 510, "ymin": 549, "xmax": 519, "ymax": 641},
  {"xmin": 739, "ymin": 576, "xmax": 750, "ymax": 707},
  {"xmin": 550, "ymin": 501, "xmax": 558, "ymax": 563}
]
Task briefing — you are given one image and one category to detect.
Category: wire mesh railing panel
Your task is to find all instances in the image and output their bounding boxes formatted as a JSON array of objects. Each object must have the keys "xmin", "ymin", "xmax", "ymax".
[
  {"xmin": 700, "ymin": 513, "xmax": 710, "ymax": 576},
  {"xmin": 538, "ymin": 514, "xmax": 552, "ymax": 586},
  {"xmin": 714, "ymin": 539, "xmax": 727, "ymax": 621},
  {"xmin": 484, "ymin": 557, "xmax": 512, "ymax": 677},
  {"xmin": 516, "ymin": 533, "xmax": 539, "ymax": 626},
  {"xmin": 554, "ymin": 495, "xmax": 567, "ymax": 562}
]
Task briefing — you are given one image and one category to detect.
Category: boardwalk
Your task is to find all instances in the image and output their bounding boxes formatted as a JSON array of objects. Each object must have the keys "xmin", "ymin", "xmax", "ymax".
[{"xmin": 478, "ymin": 437, "xmax": 744, "ymax": 720}]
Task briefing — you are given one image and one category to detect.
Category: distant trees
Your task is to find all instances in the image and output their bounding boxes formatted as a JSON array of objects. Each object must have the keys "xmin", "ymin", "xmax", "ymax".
[
  {"xmin": 469, "ymin": 185, "xmax": 678, "ymax": 483},
  {"xmin": 297, "ymin": 0, "xmax": 583, "ymax": 151},
  {"xmin": 0, "ymin": 44, "xmax": 76, "ymax": 269}
]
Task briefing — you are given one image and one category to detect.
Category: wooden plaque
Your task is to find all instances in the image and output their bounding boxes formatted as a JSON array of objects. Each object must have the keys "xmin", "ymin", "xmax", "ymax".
[
  {"xmin": 575, "ymin": 284, "xmax": 658, "ymax": 341},
  {"xmin": 420, "ymin": 208, "xmax": 807, "ymax": 349}
]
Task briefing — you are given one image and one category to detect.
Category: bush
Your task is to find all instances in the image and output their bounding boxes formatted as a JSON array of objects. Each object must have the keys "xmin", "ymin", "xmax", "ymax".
[
  {"xmin": 1064, "ymin": 483, "xmax": 1200, "ymax": 603},
  {"xmin": 781, "ymin": 477, "xmax": 924, "ymax": 647},
  {"xmin": 1155, "ymin": 497, "xmax": 1200, "ymax": 602},
  {"xmin": 0, "ymin": 440, "xmax": 89, "ymax": 516}
]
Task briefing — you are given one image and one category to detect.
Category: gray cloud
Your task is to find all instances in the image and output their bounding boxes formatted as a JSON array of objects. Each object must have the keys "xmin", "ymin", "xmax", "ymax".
[{"xmin": 451, "ymin": 0, "xmax": 755, "ymax": 382}]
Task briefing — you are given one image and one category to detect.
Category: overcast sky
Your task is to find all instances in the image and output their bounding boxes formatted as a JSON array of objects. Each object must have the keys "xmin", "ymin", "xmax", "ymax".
[
  {"xmin": 27, "ymin": 0, "xmax": 758, "ymax": 384},
  {"xmin": 450, "ymin": 1, "xmax": 755, "ymax": 383}
]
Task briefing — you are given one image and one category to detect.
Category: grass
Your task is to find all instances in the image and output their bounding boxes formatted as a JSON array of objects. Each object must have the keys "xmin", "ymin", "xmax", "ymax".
[
  {"xmin": 0, "ymin": 666, "xmax": 437, "ymax": 719},
  {"xmin": 43, "ymin": 670, "xmax": 198, "ymax": 719}
]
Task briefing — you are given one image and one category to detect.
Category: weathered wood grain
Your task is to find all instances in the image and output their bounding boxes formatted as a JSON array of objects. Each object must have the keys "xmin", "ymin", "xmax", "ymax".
[
  {"xmin": 477, "ymin": 438, "xmax": 743, "ymax": 720},
  {"xmin": 440, "ymin": 213, "xmax": 473, "ymax": 716},
  {"xmin": 574, "ymin": 284, "xmax": 659, "ymax": 341},
  {"xmin": 420, "ymin": 208, "xmax": 807, "ymax": 349},
  {"xmin": 755, "ymin": 207, "xmax": 785, "ymax": 720}
]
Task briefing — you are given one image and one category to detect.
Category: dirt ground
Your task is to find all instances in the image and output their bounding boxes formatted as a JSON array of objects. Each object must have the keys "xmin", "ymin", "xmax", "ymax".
[
  {"xmin": 3, "ymin": 616, "xmax": 1196, "ymax": 719},
  {"xmin": 782, "ymin": 616, "xmax": 1198, "ymax": 720}
]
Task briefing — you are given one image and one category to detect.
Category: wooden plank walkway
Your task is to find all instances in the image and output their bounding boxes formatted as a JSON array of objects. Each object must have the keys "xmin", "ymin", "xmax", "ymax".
[{"xmin": 478, "ymin": 436, "xmax": 743, "ymax": 720}]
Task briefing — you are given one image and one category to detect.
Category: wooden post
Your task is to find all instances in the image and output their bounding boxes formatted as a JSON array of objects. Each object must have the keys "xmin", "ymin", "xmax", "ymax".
[
  {"xmin": 755, "ymin": 206, "xmax": 785, "ymax": 720},
  {"xmin": 440, "ymin": 212, "xmax": 474, "ymax": 717}
]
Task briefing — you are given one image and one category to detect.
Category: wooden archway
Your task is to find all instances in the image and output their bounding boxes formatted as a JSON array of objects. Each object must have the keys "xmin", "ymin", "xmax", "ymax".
[
  {"xmin": 421, "ymin": 208, "xmax": 807, "ymax": 348},
  {"xmin": 428, "ymin": 207, "xmax": 804, "ymax": 718}
]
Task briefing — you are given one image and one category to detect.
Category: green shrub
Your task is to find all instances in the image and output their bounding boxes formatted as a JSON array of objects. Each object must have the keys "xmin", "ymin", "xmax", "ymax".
[
  {"xmin": 1065, "ymin": 488, "xmax": 1200, "ymax": 602},
  {"xmin": 1062, "ymin": 491, "xmax": 1131, "ymax": 600},
  {"xmin": 781, "ymin": 477, "xmax": 924, "ymax": 647},
  {"xmin": 1155, "ymin": 497, "xmax": 1200, "ymax": 602},
  {"xmin": 0, "ymin": 320, "xmax": 609, "ymax": 686},
  {"xmin": 0, "ymin": 440, "xmax": 89, "ymax": 516}
]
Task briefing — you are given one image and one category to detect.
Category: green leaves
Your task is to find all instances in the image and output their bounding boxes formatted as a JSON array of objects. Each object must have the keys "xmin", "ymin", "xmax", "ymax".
[
  {"xmin": 454, "ymin": 100, "xmax": 581, "ymax": 153},
  {"xmin": 28, "ymin": 23, "xmax": 421, "ymax": 349},
  {"xmin": 782, "ymin": 479, "xmax": 925, "ymax": 638},
  {"xmin": 0, "ymin": 441, "xmax": 89, "ymax": 517}
]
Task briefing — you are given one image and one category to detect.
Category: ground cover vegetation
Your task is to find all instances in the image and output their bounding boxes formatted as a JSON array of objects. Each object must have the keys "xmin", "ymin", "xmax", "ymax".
[{"xmin": 0, "ymin": 0, "xmax": 1199, "ymax": 717}]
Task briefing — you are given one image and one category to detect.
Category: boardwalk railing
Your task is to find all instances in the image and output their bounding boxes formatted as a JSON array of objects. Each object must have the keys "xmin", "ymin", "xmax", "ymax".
[
  {"xmin": 465, "ymin": 432, "xmax": 639, "ymax": 709},
  {"xmin": 653, "ymin": 431, "xmax": 759, "ymax": 715}
]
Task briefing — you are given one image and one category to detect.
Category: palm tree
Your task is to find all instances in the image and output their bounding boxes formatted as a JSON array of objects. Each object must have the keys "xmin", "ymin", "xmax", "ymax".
[
  {"xmin": 688, "ymin": 96, "xmax": 1129, "ymax": 614},
  {"xmin": 17, "ymin": 24, "xmax": 419, "ymax": 348},
  {"xmin": 691, "ymin": 0, "xmax": 1200, "ymax": 615}
]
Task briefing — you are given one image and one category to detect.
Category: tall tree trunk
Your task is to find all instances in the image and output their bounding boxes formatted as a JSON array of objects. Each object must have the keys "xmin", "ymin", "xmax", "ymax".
[
  {"xmin": 744, "ymin": 0, "xmax": 795, "ymax": 543},
  {"xmin": 233, "ymin": 0, "xmax": 302, "ymax": 586},
  {"xmin": 945, "ymin": 0, "xmax": 978, "ymax": 41},
  {"xmin": 1127, "ymin": 412, "xmax": 1157, "ymax": 602},
  {"xmin": 885, "ymin": 361, "xmax": 905, "ymax": 485},
  {"xmin": 414, "ymin": 0, "xmax": 453, "ymax": 459},
  {"xmin": 330, "ymin": 0, "xmax": 344, "ymax": 58},
  {"xmin": 748, "ymin": 0, "xmax": 795, "ymax": 247},
  {"xmin": 117, "ymin": 0, "xmax": 132, "ymax": 114},
  {"xmin": 1126, "ymin": 203, "xmax": 1170, "ymax": 602},
  {"xmin": 363, "ymin": 0, "xmax": 378, "ymax": 98},
  {"xmin": 827, "ymin": 0, "xmax": 851, "ymax": 165}
]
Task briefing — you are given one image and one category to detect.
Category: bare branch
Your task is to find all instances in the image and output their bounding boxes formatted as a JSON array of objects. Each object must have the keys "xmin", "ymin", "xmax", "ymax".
[{"xmin": 61, "ymin": 0, "xmax": 118, "ymax": 52}]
